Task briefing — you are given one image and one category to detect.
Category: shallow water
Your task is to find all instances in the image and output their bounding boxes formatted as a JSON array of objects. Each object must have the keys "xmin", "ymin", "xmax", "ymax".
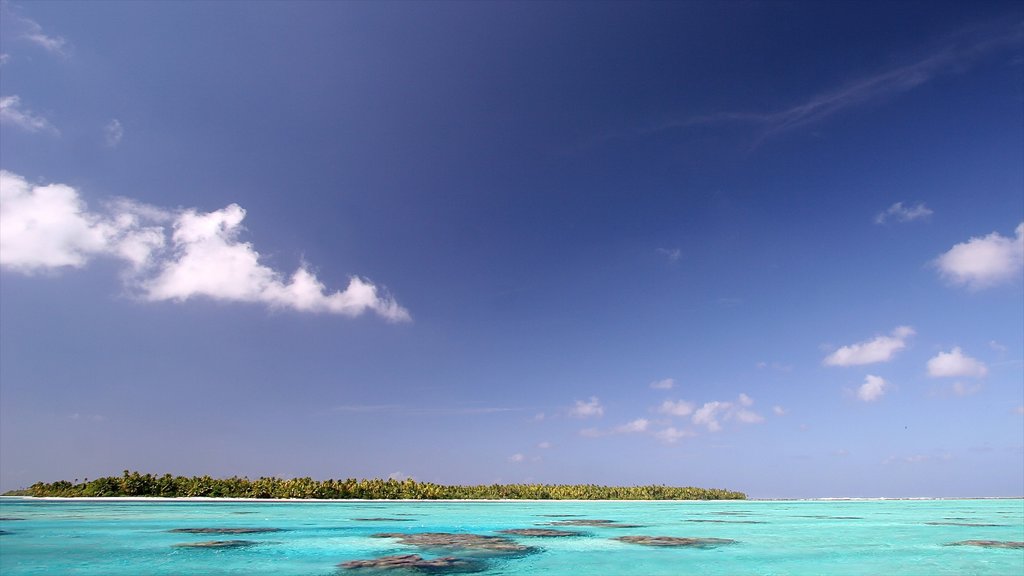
[{"xmin": 1, "ymin": 498, "xmax": 1022, "ymax": 575}]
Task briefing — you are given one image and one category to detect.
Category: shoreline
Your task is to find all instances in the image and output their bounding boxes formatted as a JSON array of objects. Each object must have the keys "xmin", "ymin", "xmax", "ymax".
[{"xmin": 3, "ymin": 495, "xmax": 1022, "ymax": 502}]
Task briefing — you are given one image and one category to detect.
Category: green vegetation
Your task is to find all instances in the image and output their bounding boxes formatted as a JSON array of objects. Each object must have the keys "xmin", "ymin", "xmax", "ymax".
[{"xmin": 10, "ymin": 470, "xmax": 745, "ymax": 500}]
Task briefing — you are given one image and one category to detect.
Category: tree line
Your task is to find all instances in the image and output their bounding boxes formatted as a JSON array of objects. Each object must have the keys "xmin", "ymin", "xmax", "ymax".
[{"xmin": 15, "ymin": 470, "xmax": 746, "ymax": 500}]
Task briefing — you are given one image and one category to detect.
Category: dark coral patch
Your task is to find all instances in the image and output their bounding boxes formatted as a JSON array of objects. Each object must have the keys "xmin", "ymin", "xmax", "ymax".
[
  {"xmin": 615, "ymin": 536, "xmax": 738, "ymax": 548},
  {"xmin": 168, "ymin": 527, "xmax": 282, "ymax": 534},
  {"xmin": 341, "ymin": 554, "xmax": 485, "ymax": 573},
  {"xmin": 174, "ymin": 540, "xmax": 259, "ymax": 549},
  {"xmin": 371, "ymin": 532, "xmax": 535, "ymax": 555},
  {"xmin": 544, "ymin": 519, "xmax": 645, "ymax": 528},
  {"xmin": 957, "ymin": 538, "xmax": 1024, "ymax": 548},
  {"xmin": 497, "ymin": 528, "xmax": 584, "ymax": 537}
]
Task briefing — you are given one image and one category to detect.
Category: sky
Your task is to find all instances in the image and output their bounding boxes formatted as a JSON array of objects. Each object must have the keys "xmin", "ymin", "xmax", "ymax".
[{"xmin": 0, "ymin": 1, "xmax": 1022, "ymax": 499}]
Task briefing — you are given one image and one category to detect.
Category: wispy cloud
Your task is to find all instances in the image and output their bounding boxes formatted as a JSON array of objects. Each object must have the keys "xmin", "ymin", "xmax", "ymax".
[
  {"xmin": 823, "ymin": 326, "xmax": 915, "ymax": 367},
  {"xmin": 649, "ymin": 378, "xmax": 675, "ymax": 390},
  {"xmin": 0, "ymin": 95, "xmax": 58, "ymax": 134},
  {"xmin": 104, "ymin": 119, "xmax": 124, "ymax": 148},
  {"xmin": 2, "ymin": 5, "xmax": 69, "ymax": 57},
  {"xmin": 874, "ymin": 202, "xmax": 933, "ymax": 224},
  {"xmin": 569, "ymin": 396, "xmax": 604, "ymax": 418},
  {"xmin": 656, "ymin": 247, "xmax": 681, "ymax": 262},
  {"xmin": 332, "ymin": 404, "xmax": 517, "ymax": 415},
  {"xmin": 0, "ymin": 170, "xmax": 410, "ymax": 321},
  {"xmin": 934, "ymin": 223, "xmax": 1024, "ymax": 290},
  {"xmin": 653, "ymin": 20, "xmax": 1023, "ymax": 141},
  {"xmin": 656, "ymin": 399, "xmax": 694, "ymax": 417}
]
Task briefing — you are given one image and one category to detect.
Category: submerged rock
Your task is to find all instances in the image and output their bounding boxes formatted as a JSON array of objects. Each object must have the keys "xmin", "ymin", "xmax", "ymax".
[
  {"xmin": 340, "ymin": 554, "xmax": 485, "ymax": 573},
  {"xmin": 544, "ymin": 519, "xmax": 644, "ymax": 528},
  {"xmin": 945, "ymin": 540, "xmax": 1024, "ymax": 549},
  {"xmin": 614, "ymin": 536, "xmax": 738, "ymax": 548},
  {"xmin": 174, "ymin": 540, "xmax": 259, "ymax": 549},
  {"xmin": 168, "ymin": 527, "xmax": 282, "ymax": 534},
  {"xmin": 371, "ymin": 532, "xmax": 535, "ymax": 555},
  {"xmin": 0, "ymin": 530, "xmax": 11, "ymax": 535},
  {"xmin": 353, "ymin": 517, "xmax": 417, "ymax": 522},
  {"xmin": 497, "ymin": 528, "xmax": 584, "ymax": 537},
  {"xmin": 0, "ymin": 517, "xmax": 25, "ymax": 521}
]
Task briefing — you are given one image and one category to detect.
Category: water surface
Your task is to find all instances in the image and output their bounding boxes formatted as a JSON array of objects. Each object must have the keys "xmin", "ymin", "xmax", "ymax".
[{"xmin": 1, "ymin": 498, "xmax": 1022, "ymax": 575}]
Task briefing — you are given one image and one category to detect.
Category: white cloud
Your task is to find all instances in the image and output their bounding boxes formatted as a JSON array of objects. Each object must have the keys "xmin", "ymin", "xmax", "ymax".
[
  {"xmin": 823, "ymin": 326, "xmax": 915, "ymax": 366},
  {"xmin": 734, "ymin": 409, "xmax": 764, "ymax": 424},
  {"xmin": 614, "ymin": 418, "xmax": 650, "ymax": 434},
  {"xmin": 1015, "ymin": 406, "xmax": 1024, "ymax": 416},
  {"xmin": 0, "ymin": 170, "xmax": 158, "ymax": 271},
  {"xmin": 692, "ymin": 401, "xmax": 729, "ymax": 432},
  {"xmin": 989, "ymin": 340, "xmax": 1008, "ymax": 353},
  {"xmin": 935, "ymin": 223, "xmax": 1024, "ymax": 290},
  {"xmin": 857, "ymin": 374, "xmax": 888, "ymax": 402},
  {"xmin": 649, "ymin": 378, "xmax": 675, "ymax": 390},
  {"xmin": 874, "ymin": 201, "xmax": 933, "ymax": 224},
  {"xmin": 655, "ymin": 427, "xmax": 693, "ymax": 443},
  {"xmin": 772, "ymin": 405, "xmax": 787, "ymax": 416},
  {"xmin": 569, "ymin": 396, "xmax": 604, "ymax": 418},
  {"xmin": 104, "ymin": 119, "xmax": 124, "ymax": 147},
  {"xmin": 508, "ymin": 453, "xmax": 525, "ymax": 463},
  {"xmin": 388, "ymin": 471, "xmax": 411, "ymax": 481},
  {"xmin": 927, "ymin": 347, "xmax": 988, "ymax": 379},
  {"xmin": 690, "ymin": 394, "xmax": 765, "ymax": 431},
  {"xmin": 0, "ymin": 53, "xmax": 9, "ymax": 65},
  {"xmin": 537, "ymin": 441, "xmax": 552, "ymax": 449},
  {"xmin": 0, "ymin": 170, "xmax": 410, "ymax": 322},
  {"xmin": 23, "ymin": 22, "xmax": 67, "ymax": 55},
  {"xmin": 656, "ymin": 399, "xmax": 694, "ymax": 417},
  {"xmin": 0, "ymin": 95, "xmax": 58, "ymax": 134}
]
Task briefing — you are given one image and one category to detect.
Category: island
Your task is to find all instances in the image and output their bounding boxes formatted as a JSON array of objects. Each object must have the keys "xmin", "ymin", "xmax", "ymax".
[{"xmin": 5, "ymin": 470, "xmax": 745, "ymax": 500}]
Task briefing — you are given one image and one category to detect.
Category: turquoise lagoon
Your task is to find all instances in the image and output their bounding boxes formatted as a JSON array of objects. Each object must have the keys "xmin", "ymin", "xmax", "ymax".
[{"xmin": 1, "ymin": 498, "xmax": 1022, "ymax": 575}]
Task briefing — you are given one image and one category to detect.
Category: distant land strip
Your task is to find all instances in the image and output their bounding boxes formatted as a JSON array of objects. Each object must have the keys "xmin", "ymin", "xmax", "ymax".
[{"xmin": 4, "ymin": 471, "xmax": 745, "ymax": 500}]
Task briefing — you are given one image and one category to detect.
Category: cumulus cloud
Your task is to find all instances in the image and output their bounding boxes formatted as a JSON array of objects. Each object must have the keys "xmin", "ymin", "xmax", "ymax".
[
  {"xmin": 104, "ymin": 119, "xmax": 124, "ymax": 147},
  {"xmin": 0, "ymin": 95, "xmax": 58, "ymax": 134},
  {"xmin": 656, "ymin": 399, "xmax": 694, "ymax": 417},
  {"xmin": 692, "ymin": 401, "xmax": 730, "ymax": 432},
  {"xmin": 508, "ymin": 453, "xmax": 525, "ymax": 463},
  {"xmin": 823, "ymin": 326, "xmax": 915, "ymax": 366},
  {"xmin": 857, "ymin": 375, "xmax": 888, "ymax": 402},
  {"xmin": 537, "ymin": 441, "xmax": 552, "ymax": 449},
  {"xmin": 0, "ymin": 170, "xmax": 410, "ymax": 322},
  {"xmin": 649, "ymin": 378, "xmax": 675, "ymax": 390},
  {"xmin": 772, "ymin": 405, "xmax": 787, "ymax": 416},
  {"xmin": 927, "ymin": 347, "xmax": 988, "ymax": 379},
  {"xmin": 569, "ymin": 397, "xmax": 604, "ymax": 418},
  {"xmin": 689, "ymin": 394, "xmax": 765, "ymax": 431},
  {"xmin": 935, "ymin": 223, "xmax": 1024, "ymax": 290},
  {"xmin": 874, "ymin": 202, "xmax": 933, "ymax": 224}
]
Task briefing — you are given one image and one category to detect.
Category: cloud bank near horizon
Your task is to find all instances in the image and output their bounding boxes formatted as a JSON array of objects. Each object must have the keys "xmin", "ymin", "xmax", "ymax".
[{"xmin": 0, "ymin": 170, "xmax": 410, "ymax": 322}]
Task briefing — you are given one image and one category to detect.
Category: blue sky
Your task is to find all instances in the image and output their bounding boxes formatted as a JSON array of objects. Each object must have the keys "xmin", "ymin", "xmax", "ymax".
[{"xmin": 1, "ymin": 1, "xmax": 1022, "ymax": 498}]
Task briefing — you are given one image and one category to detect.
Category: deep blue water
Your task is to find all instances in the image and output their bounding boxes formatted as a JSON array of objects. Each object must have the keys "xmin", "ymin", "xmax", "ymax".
[{"xmin": 1, "ymin": 498, "xmax": 1022, "ymax": 575}]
